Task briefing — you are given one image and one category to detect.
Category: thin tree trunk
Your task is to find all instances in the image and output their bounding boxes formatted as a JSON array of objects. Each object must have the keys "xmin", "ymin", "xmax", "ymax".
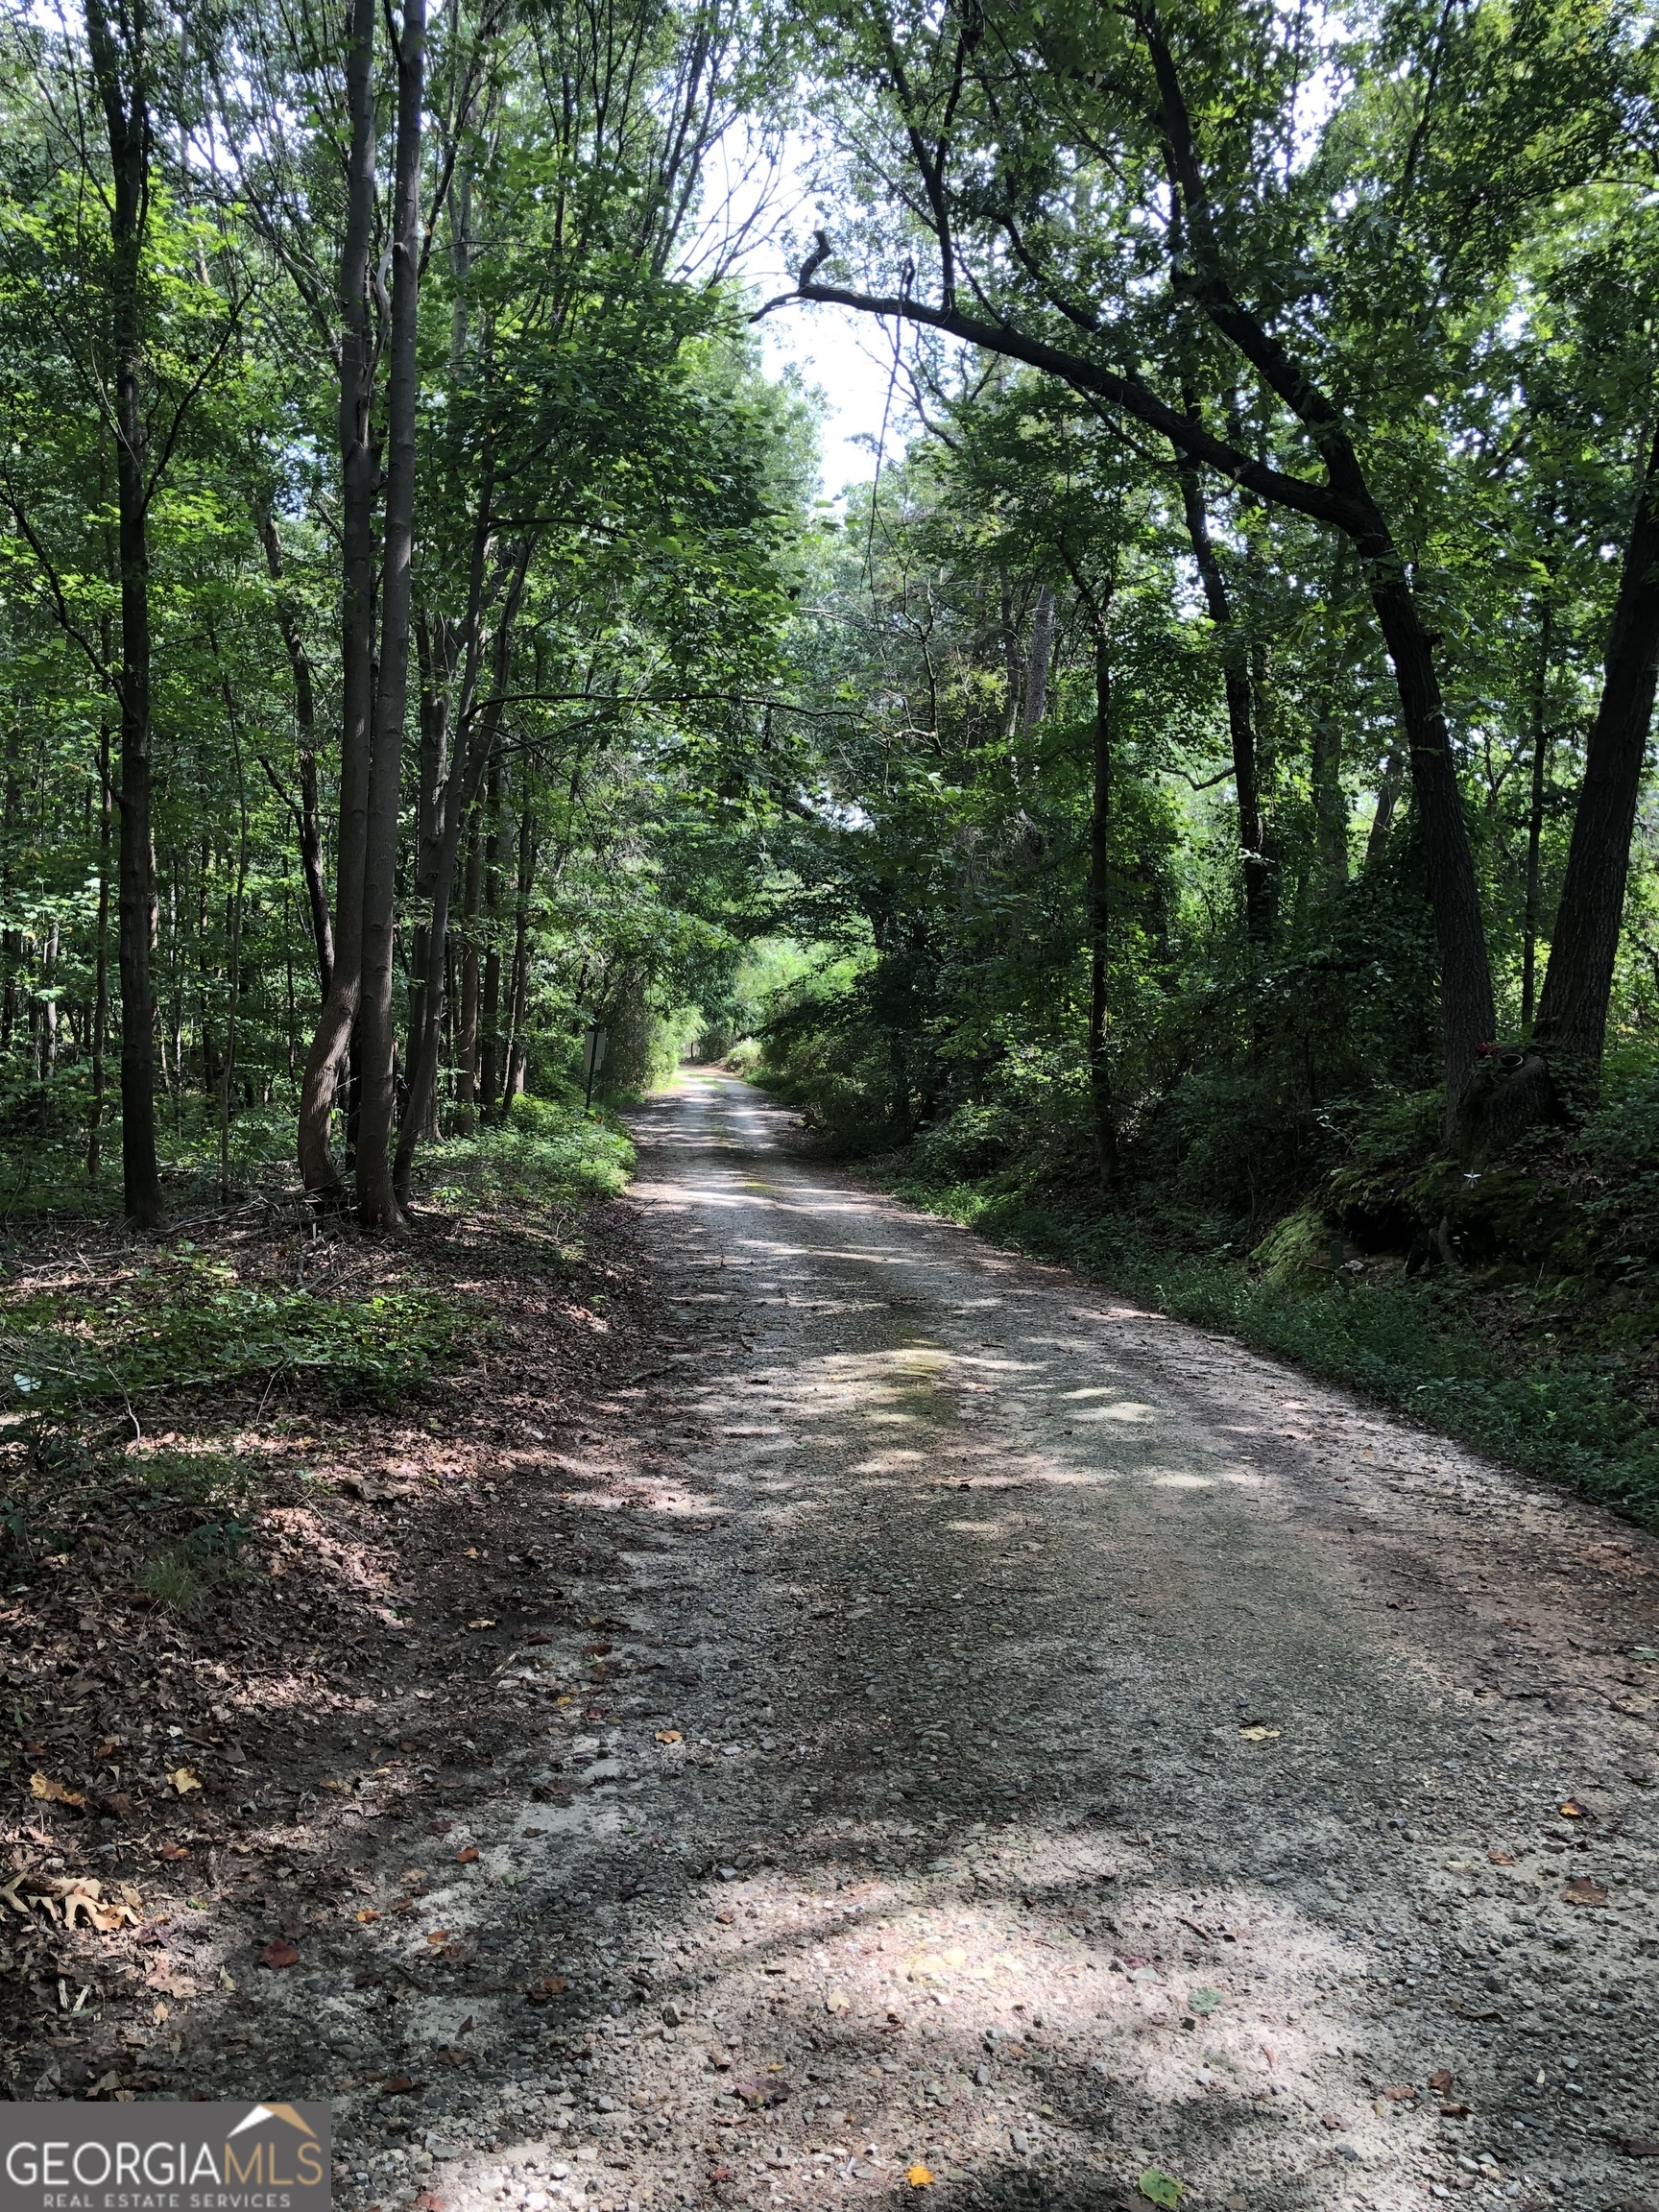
[
  {"xmin": 1174, "ymin": 445, "xmax": 1270, "ymax": 943},
  {"xmin": 42, "ymin": 920, "xmax": 59, "ymax": 1085},
  {"xmin": 87, "ymin": 716, "xmax": 111, "ymax": 1180},
  {"xmin": 1088, "ymin": 627, "xmax": 1116, "ymax": 1181},
  {"xmin": 218, "ymin": 666, "xmax": 251, "ymax": 1201},
  {"xmin": 355, "ymin": 0, "xmax": 427, "ymax": 1228},
  {"xmin": 500, "ymin": 804, "xmax": 535, "ymax": 1113},
  {"xmin": 479, "ymin": 749, "xmax": 504, "ymax": 1117},
  {"xmin": 1533, "ymin": 423, "xmax": 1659, "ymax": 1078},
  {"xmin": 1311, "ymin": 546, "xmax": 1354, "ymax": 891},
  {"xmin": 456, "ymin": 818, "xmax": 482, "ymax": 1131},
  {"xmin": 256, "ymin": 504, "xmax": 332, "ymax": 1001},
  {"xmin": 85, "ymin": 0, "xmax": 164, "ymax": 1226},
  {"xmin": 297, "ymin": 0, "xmax": 377, "ymax": 1197},
  {"xmin": 1521, "ymin": 586, "xmax": 1555, "ymax": 1033}
]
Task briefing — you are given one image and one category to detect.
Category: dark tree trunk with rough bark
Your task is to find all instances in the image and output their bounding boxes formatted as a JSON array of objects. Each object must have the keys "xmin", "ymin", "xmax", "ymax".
[
  {"xmin": 298, "ymin": 0, "xmax": 377, "ymax": 1198},
  {"xmin": 1533, "ymin": 425, "xmax": 1659, "ymax": 1081},
  {"xmin": 85, "ymin": 0, "xmax": 164, "ymax": 1227}
]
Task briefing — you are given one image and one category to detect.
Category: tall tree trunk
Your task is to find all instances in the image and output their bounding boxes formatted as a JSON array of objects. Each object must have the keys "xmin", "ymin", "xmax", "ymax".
[
  {"xmin": 478, "ymin": 749, "xmax": 504, "ymax": 1117},
  {"xmin": 1174, "ymin": 445, "xmax": 1270, "ymax": 944},
  {"xmin": 500, "ymin": 803, "xmax": 535, "ymax": 1113},
  {"xmin": 297, "ymin": 0, "xmax": 377, "ymax": 1197},
  {"xmin": 456, "ymin": 818, "xmax": 482, "ymax": 1131},
  {"xmin": 1533, "ymin": 424, "xmax": 1659, "ymax": 1079},
  {"xmin": 355, "ymin": 0, "xmax": 427, "ymax": 1228},
  {"xmin": 256, "ymin": 504, "xmax": 332, "ymax": 1000},
  {"xmin": 1310, "ymin": 546, "xmax": 1354, "ymax": 891},
  {"xmin": 1521, "ymin": 586, "xmax": 1555, "ymax": 1033},
  {"xmin": 87, "ymin": 716, "xmax": 111, "ymax": 1180},
  {"xmin": 1088, "ymin": 627, "xmax": 1116, "ymax": 1181},
  {"xmin": 85, "ymin": 0, "xmax": 164, "ymax": 1226}
]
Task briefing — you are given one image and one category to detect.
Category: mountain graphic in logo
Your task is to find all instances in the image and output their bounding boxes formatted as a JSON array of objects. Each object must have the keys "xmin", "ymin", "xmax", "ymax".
[{"xmin": 227, "ymin": 2106, "xmax": 319, "ymax": 2142}]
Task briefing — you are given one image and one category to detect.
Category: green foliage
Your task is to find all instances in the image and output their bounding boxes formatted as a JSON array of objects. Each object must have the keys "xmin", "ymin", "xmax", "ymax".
[
  {"xmin": 421, "ymin": 1091, "xmax": 634, "ymax": 1211},
  {"xmin": 0, "ymin": 1259, "xmax": 466, "ymax": 1415}
]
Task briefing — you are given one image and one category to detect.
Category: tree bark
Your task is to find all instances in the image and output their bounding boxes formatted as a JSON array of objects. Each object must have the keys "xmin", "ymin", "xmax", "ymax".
[
  {"xmin": 500, "ymin": 802, "xmax": 535, "ymax": 1113},
  {"xmin": 1533, "ymin": 423, "xmax": 1659, "ymax": 1077},
  {"xmin": 297, "ymin": 0, "xmax": 377, "ymax": 1198},
  {"xmin": 456, "ymin": 818, "xmax": 482, "ymax": 1129},
  {"xmin": 479, "ymin": 748, "xmax": 504, "ymax": 1117},
  {"xmin": 1521, "ymin": 585, "xmax": 1554, "ymax": 1032},
  {"xmin": 85, "ymin": 0, "xmax": 164, "ymax": 1226},
  {"xmin": 87, "ymin": 715, "xmax": 111, "ymax": 1181},
  {"xmin": 355, "ymin": 0, "xmax": 427, "ymax": 1229}
]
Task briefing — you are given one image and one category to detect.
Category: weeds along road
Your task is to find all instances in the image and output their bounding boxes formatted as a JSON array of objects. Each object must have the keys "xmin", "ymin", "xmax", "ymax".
[{"xmin": 245, "ymin": 1071, "xmax": 1659, "ymax": 2211}]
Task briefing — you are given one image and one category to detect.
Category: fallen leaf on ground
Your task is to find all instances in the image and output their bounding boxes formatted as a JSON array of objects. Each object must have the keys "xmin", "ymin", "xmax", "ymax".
[
  {"xmin": 159, "ymin": 1843, "xmax": 191, "ymax": 1863},
  {"xmin": 905, "ymin": 2166, "xmax": 934, "ymax": 2190},
  {"xmin": 1, "ymin": 1871, "xmax": 140, "ymax": 1931},
  {"xmin": 1188, "ymin": 1987, "xmax": 1220, "ymax": 2015},
  {"xmin": 824, "ymin": 1989, "xmax": 850, "ymax": 2014},
  {"xmin": 524, "ymin": 1632, "xmax": 553, "ymax": 1647},
  {"xmin": 1558, "ymin": 1798, "xmax": 1588, "ymax": 1818},
  {"xmin": 426, "ymin": 1819, "xmax": 453, "ymax": 1836},
  {"xmin": 425, "ymin": 1928, "xmax": 452, "ymax": 1945},
  {"xmin": 356, "ymin": 1909, "xmax": 380, "ymax": 1923},
  {"xmin": 656, "ymin": 1730, "xmax": 683, "ymax": 1744},
  {"xmin": 1561, "ymin": 1877, "xmax": 1607, "ymax": 1906},
  {"xmin": 260, "ymin": 1939, "xmax": 300, "ymax": 1969},
  {"xmin": 380, "ymin": 2075, "xmax": 421, "ymax": 2097},
  {"xmin": 1238, "ymin": 1726, "xmax": 1280, "ymax": 1742},
  {"xmin": 30, "ymin": 1773, "xmax": 85, "ymax": 1807},
  {"xmin": 524, "ymin": 1976, "xmax": 567, "ymax": 2004},
  {"xmin": 1486, "ymin": 1848, "xmax": 1515, "ymax": 1865},
  {"xmin": 167, "ymin": 1767, "xmax": 203, "ymax": 1795},
  {"xmin": 1138, "ymin": 2169, "xmax": 1186, "ymax": 2208},
  {"xmin": 467, "ymin": 1619, "xmax": 496, "ymax": 1632},
  {"xmin": 1428, "ymin": 2070, "xmax": 1454, "ymax": 2094},
  {"xmin": 1382, "ymin": 2084, "xmax": 1416, "ymax": 2102},
  {"xmin": 1440, "ymin": 2102, "xmax": 1471, "ymax": 2118},
  {"xmin": 455, "ymin": 1846, "xmax": 479, "ymax": 1864}
]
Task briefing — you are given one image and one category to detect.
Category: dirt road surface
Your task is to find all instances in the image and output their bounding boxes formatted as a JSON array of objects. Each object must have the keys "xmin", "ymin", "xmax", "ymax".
[{"xmin": 74, "ymin": 1071, "xmax": 1659, "ymax": 2211}]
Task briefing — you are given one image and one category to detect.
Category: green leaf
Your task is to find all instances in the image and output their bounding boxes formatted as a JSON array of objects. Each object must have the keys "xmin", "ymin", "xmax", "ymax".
[
  {"xmin": 1188, "ymin": 1987, "xmax": 1221, "ymax": 2015},
  {"xmin": 1137, "ymin": 2169, "xmax": 1185, "ymax": 2208}
]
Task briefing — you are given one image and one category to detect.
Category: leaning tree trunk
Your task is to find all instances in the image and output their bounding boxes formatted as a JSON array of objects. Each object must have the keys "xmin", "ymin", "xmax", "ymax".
[
  {"xmin": 85, "ymin": 0, "xmax": 164, "ymax": 1228},
  {"xmin": 297, "ymin": 0, "xmax": 377, "ymax": 1197},
  {"xmin": 354, "ymin": 0, "xmax": 427, "ymax": 1229},
  {"xmin": 1532, "ymin": 425, "xmax": 1659, "ymax": 1084}
]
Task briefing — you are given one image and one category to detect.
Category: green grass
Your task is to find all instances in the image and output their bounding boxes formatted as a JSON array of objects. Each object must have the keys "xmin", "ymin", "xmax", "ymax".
[{"xmin": 882, "ymin": 1165, "xmax": 1659, "ymax": 1532}]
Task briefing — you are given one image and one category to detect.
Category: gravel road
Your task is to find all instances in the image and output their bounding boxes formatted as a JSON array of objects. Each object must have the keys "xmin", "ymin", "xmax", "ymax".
[{"xmin": 259, "ymin": 1071, "xmax": 1659, "ymax": 2212}]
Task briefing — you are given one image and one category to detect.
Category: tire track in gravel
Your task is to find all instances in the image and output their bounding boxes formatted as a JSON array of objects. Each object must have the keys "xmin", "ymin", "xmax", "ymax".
[{"xmin": 270, "ymin": 1070, "xmax": 1659, "ymax": 2212}]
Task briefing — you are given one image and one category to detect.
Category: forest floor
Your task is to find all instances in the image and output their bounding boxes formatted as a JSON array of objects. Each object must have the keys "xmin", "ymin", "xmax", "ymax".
[{"xmin": 5, "ymin": 1069, "xmax": 1659, "ymax": 2212}]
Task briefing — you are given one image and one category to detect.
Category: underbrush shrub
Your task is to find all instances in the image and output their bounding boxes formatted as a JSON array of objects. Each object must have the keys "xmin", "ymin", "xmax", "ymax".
[{"xmin": 421, "ymin": 1090, "xmax": 633, "ymax": 1212}]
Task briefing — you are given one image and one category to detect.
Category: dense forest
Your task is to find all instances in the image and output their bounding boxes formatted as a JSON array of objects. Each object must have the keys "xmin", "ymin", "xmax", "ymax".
[{"xmin": 5, "ymin": 0, "xmax": 1659, "ymax": 1498}]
